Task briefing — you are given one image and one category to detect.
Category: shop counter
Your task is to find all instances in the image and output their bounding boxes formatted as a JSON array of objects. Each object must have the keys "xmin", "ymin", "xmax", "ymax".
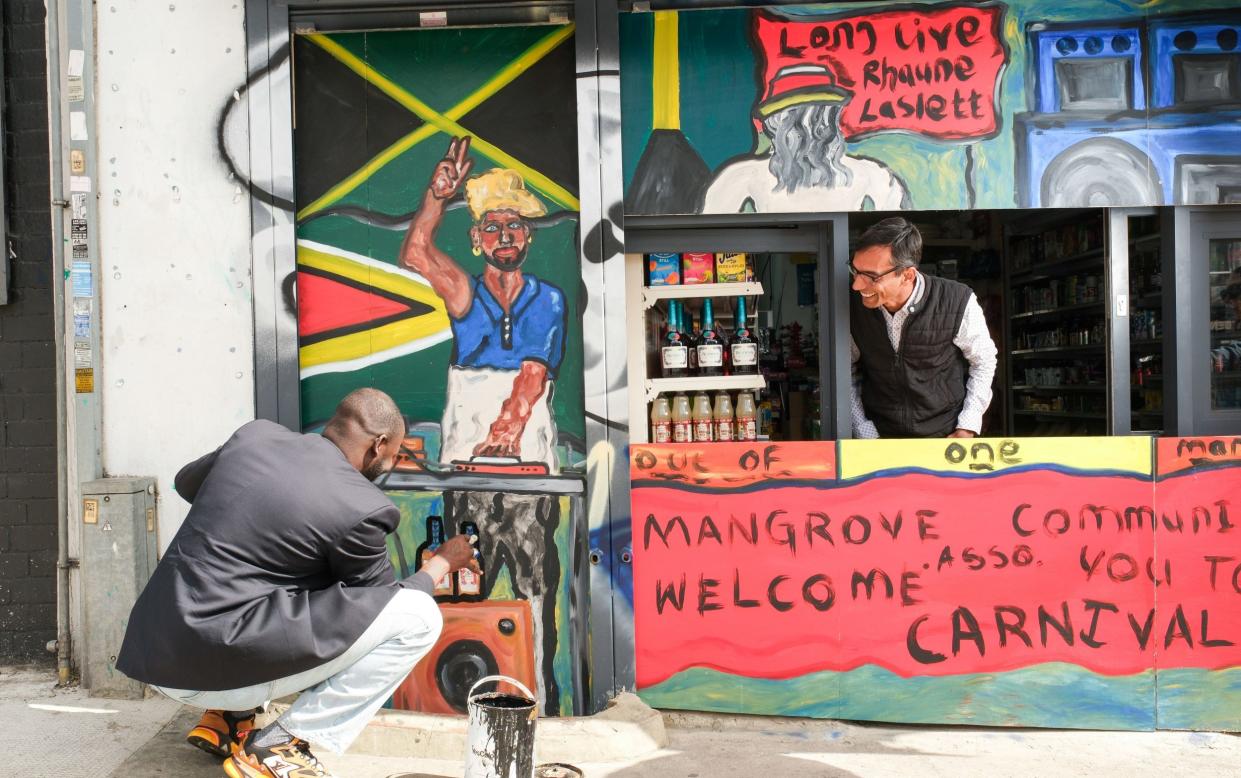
[{"xmin": 630, "ymin": 436, "xmax": 1241, "ymax": 730}]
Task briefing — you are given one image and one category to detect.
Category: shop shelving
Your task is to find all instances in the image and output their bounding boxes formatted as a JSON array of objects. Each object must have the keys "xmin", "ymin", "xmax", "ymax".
[
  {"xmin": 1004, "ymin": 210, "xmax": 1109, "ymax": 436},
  {"xmin": 645, "ymin": 374, "xmax": 767, "ymax": 402},
  {"xmin": 641, "ymin": 282, "xmax": 764, "ymax": 309}
]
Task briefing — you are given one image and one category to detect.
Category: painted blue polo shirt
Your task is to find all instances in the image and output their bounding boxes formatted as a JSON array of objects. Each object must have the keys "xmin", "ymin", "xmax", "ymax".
[{"xmin": 451, "ymin": 274, "xmax": 566, "ymax": 378}]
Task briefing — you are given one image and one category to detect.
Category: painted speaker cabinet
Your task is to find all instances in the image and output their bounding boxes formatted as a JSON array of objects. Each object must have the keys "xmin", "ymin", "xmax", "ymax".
[{"xmin": 391, "ymin": 600, "xmax": 537, "ymax": 715}]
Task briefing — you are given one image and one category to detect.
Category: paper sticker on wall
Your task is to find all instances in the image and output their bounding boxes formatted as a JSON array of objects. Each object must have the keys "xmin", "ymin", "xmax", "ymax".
[
  {"xmin": 82, "ymin": 498, "xmax": 98, "ymax": 524},
  {"xmin": 70, "ymin": 112, "xmax": 88, "ymax": 141},
  {"xmin": 70, "ymin": 176, "xmax": 91, "ymax": 193},
  {"xmin": 75, "ymin": 368, "xmax": 94, "ymax": 394},
  {"xmin": 73, "ymin": 298, "xmax": 92, "ymax": 338},
  {"xmin": 74, "ymin": 340, "xmax": 93, "ymax": 369},
  {"xmin": 71, "ymin": 219, "xmax": 89, "ymax": 259},
  {"xmin": 71, "ymin": 193, "xmax": 87, "ymax": 220},
  {"xmin": 71, "ymin": 261, "xmax": 93, "ymax": 297}
]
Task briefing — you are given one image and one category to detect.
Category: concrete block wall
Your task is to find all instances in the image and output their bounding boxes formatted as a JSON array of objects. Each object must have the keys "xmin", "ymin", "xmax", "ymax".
[{"xmin": 0, "ymin": 0, "xmax": 57, "ymax": 661}]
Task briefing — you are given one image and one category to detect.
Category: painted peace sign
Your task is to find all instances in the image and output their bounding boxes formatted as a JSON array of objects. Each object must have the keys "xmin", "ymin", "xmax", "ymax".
[{"xmin": 429, "ymin": 136, "xmax": 475, "ymax": 201}]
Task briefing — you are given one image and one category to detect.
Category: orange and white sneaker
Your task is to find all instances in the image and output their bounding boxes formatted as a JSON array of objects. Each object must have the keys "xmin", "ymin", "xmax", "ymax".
[
  {"xmin": 186, "ymin": 709, "xmax": 256, "ymax": 758},
  {"xmin": 223, "ymin": 733, "xmax": 336, "ymax": 778}
]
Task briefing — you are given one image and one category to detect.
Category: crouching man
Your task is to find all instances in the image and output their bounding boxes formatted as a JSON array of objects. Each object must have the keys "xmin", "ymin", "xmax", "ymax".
[{"xmin": 117, "ymin": 388, "xmax": 478, "ymax": 778}]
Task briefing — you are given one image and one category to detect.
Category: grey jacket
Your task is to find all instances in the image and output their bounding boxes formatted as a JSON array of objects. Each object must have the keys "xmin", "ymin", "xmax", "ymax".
[{"xmin": 117, "ymin": 419, "xmax": 421, "ymax": 691}]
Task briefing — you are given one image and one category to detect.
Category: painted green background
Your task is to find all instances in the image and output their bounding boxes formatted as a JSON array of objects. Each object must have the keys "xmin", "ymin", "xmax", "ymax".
[
  {"xmin": 620, "ymin": 0, "xmax": 1239, "ymax": 211},
  {"xmin": 297, "ymin": 27, "xmax": 584, "ymax": 452}
]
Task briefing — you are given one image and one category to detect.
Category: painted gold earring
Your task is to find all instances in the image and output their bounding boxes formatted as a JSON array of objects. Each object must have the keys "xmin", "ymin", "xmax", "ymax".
[{"xmin": 472, "ymin": 246, "xmax": 481, "ymax": 256}]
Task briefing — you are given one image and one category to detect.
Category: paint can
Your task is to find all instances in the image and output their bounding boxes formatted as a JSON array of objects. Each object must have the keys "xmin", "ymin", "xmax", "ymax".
[{"xmin": 465, "ymin": 675, "xmax": 538, "ymax": 778}]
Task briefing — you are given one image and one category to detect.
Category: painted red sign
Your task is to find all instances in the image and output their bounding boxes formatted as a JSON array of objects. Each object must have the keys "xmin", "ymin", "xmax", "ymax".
[
  {"xmin": 632, "ymin": 449, "xmax": 1241, "ymax": 689},
  {"xmin": 753, "ymin": 5, "xmax": 1008, "ymax": 140}
]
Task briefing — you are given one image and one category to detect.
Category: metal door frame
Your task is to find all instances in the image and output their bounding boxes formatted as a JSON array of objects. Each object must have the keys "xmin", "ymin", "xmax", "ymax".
[
  {"xmin": 244, "ymin": 0, "xmax": 628, "ymax": 711},
  {"xmin": 1187, "ymin": 206, "xmax": 1241, "ymax": 434}
]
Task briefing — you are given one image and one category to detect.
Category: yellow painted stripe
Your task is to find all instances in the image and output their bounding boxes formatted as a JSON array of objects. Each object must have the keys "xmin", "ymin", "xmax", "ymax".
[
  {"xmin": 297, "ymin": 244, "xmax": 447, "ymax": 311},
  {"xmin": 298, "ymin": 25, "xmax": 574, "ymax": 220},
  {"xmin": 651, "ymin": 12, "xmax": 679, "ymax": 131},
  {"xmin": 300, "ymin": 32, "xmax": 579, "ymax": 216},
  {"xmin": 299, "ymin": 314, "xmax": 450, "ymax": 369},
  {"xmin": 839, "ymin": 436, "xmax": 1153, "ymax": 479}
]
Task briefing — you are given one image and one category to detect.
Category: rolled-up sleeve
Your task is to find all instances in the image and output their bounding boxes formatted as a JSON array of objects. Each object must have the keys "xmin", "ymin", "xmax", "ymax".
[{"xmin": 953, "ymin": 294, "xmax": 998, "ymax": 435}]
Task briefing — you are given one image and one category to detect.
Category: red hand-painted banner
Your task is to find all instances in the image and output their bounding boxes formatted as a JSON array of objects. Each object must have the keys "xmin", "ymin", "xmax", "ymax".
[
  {"xmin": 632, "ymin": 454, "xmax": 1241, "ymax": 689},
  {"xmin": 753, "ymin": 5, "xmax": 1008, "ymax": 140}
]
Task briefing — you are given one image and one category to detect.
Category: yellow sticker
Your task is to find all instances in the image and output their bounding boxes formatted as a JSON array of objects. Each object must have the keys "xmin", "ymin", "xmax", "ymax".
[
  {"xmin": 146, "ymin": 508, "xmax": 155, "ymax": 532},
  {"xmin": 83, "ymin": 499, "xmax": 98, "ymax": 524},
  {"xmin": 70, "ymin": 149, "xmax": 86, "ymax": 175},
  {"xmin": 75, "ymin": 368, "xmax": 94, "ymax": 393}
]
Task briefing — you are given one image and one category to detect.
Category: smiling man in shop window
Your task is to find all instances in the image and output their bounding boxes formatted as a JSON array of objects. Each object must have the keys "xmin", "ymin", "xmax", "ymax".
[{"xmin": 849, "ymin": 217, "xmax": 997, "ymax": 439}]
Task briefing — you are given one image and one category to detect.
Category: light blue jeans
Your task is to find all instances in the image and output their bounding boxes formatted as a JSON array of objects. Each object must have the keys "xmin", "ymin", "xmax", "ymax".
[{"xmin": 152, "ymin": 588, "xmax": 443, "ymax": 754}]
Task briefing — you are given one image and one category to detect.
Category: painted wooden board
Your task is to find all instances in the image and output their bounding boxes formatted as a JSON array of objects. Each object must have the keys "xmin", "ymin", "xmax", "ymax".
[{"xmin": 632, "ymin": 437, "xmax": 1241, "ymax": 730}]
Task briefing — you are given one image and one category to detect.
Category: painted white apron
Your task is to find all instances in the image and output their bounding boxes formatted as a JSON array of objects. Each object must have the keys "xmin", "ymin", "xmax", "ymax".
[{"xmin": 441, "ymin": 366, "xmax": 559, "ymax": 474}]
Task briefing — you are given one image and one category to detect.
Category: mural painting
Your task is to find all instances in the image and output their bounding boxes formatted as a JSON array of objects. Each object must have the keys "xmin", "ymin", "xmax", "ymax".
[
  {"xmin": 631, "ymin": 437, "xmax": 1241, "ymax": 730},
  {"xmin": 289, "ymin": 25, "xmax": 586, "ymax": 715},
  {"xmin": 621, "ymin": 2, "xmax": 1241, "ymax": 214}
]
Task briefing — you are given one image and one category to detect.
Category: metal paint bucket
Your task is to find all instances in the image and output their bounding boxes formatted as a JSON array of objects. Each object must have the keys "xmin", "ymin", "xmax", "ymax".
[{"xmin": 464, "ymin": 674, "xmax": 538, "ymax": 778}]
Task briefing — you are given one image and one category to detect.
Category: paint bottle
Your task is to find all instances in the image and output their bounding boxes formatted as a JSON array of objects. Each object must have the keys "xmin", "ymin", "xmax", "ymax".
[
  {"xmin": 671, "ymin": 393, "xmax": 693, "ymax": 443},
  {"xmin": 692, "ymin": 391, "xmax": 714, "ymax": 443},
  {"xmin": 456, "ymin": 521, "xmax": 484, "ymax": 599},
  {"xmin": 736, "ymin": 392, "xmax": 758, "ymax": 442},
  {"xmin": 713, "ymin": 392, "xmax": 735, "ymax": 442},
  {"xmin": 650, "ymin": 396, "xmax": 672, "ymax": 443},
  {"xmin": 415, "ymin": 516, "xmax": 455, "ymax": 596}
]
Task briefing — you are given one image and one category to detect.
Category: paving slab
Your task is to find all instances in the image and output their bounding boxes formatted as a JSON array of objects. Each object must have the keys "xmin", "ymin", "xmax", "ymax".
[
  {"xmin": 105, "ymin": 695, "xmax": 1241, "ymax": 778},
  {"xmin": 0, "ymin": 662, "xmax": 180, "ymax": 778}
]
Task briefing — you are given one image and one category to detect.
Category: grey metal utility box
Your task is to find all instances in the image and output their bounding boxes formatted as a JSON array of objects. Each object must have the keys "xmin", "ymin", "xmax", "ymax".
[{"xmin": 80, "ymin": 476, "xmax": 158, "ymax": 698}]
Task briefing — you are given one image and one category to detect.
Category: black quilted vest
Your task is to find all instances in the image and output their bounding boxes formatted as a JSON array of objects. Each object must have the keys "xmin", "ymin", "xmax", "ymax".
[{"xmin": 850, "ymin": 273, "xmax": 972, "ymax": 438}]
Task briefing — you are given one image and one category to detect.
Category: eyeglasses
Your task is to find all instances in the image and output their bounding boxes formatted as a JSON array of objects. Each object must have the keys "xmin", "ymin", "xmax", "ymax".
[{"xmin": 848, "ymin": 261, "xmax": 902, "ymax": 284}]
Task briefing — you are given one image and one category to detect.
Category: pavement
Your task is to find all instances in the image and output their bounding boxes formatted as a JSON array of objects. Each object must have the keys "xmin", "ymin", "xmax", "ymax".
[{"xmin": 5, "ymin": 663, "xmax": 1241, "ymax": 777}]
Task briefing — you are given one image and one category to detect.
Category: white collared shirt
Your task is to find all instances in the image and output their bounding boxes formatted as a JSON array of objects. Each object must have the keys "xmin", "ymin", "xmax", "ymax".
[{"xmin": 849, "ymin": 272, "xmax": 997, "ymax": 438}]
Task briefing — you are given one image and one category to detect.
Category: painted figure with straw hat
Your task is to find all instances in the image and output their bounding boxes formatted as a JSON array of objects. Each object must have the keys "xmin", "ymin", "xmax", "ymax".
[{"xmin": 400, "ymin": 136, "xmax": 566, "ymax": 472}]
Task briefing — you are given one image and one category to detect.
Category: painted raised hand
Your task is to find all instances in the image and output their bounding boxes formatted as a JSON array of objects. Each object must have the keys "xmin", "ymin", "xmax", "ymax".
[{"xmin": 429, "ymin": 136, "xmax": 474, "ymax": 201}]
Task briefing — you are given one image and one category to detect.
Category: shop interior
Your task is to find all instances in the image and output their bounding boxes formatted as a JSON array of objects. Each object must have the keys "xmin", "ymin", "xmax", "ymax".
[{"xmin": 627, "ymin": 208, "xmax": 1241, "ymax": 443}]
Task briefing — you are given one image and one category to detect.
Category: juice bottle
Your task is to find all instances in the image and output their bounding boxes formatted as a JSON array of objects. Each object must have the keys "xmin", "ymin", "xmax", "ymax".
[
  {"xmin": 713, "ymin": 392, "xmax": 735, "ymax": 442},
  {"xmin": 672, "ymin": 393, "xmax": 693, "ymax": 443},
  {"xmin": 730, "ymin": 297, "xmax": 758, "ymax": 374},
  {"xmin": 696, "ymin": 298, "xmax": 726, "ymax": 377},
  {"xmin": 660, "ymin": 300, "xmax": 689, "ymax": 378},
  {"xmin": 692, "ymin": 392, "xmax": 714, "ymax": 443},
  {"xmin": 736, "ymin": 391, "xmax": 758, "ymax": 442},
  {"xmin": 650, "ymin": 396, "xmax": 672, "ymax": 443}
]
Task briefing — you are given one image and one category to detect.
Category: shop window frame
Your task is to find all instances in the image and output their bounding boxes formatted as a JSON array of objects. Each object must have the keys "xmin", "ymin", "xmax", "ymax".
[{"xmin": 625, "ymin": 214, "xmax": 851, "ymax": 440}]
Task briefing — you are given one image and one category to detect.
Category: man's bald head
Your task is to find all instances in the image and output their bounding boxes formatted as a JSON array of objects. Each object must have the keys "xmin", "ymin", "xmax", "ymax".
[{"xmin": 323, "ymin": 388, "xmax": 406, "ymax": 479}]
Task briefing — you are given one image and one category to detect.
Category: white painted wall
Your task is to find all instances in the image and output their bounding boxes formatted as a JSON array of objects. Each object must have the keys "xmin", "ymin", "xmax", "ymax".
[{"xmin": 95, "ymin": 3, "xmax": 254, "ymax": 546}]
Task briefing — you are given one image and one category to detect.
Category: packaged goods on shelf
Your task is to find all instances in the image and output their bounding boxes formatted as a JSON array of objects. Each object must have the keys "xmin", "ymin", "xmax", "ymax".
[
  {"xmin": 681, "ymin": 252, "xmax": 715, "ymax": 284},
  {"xmin": 648, "ymin": 252, "xmax": 680, "ymax": 286},
  {"xmin": 715, "ymin": 252, "xmax": 751, "ymax": 282}
]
